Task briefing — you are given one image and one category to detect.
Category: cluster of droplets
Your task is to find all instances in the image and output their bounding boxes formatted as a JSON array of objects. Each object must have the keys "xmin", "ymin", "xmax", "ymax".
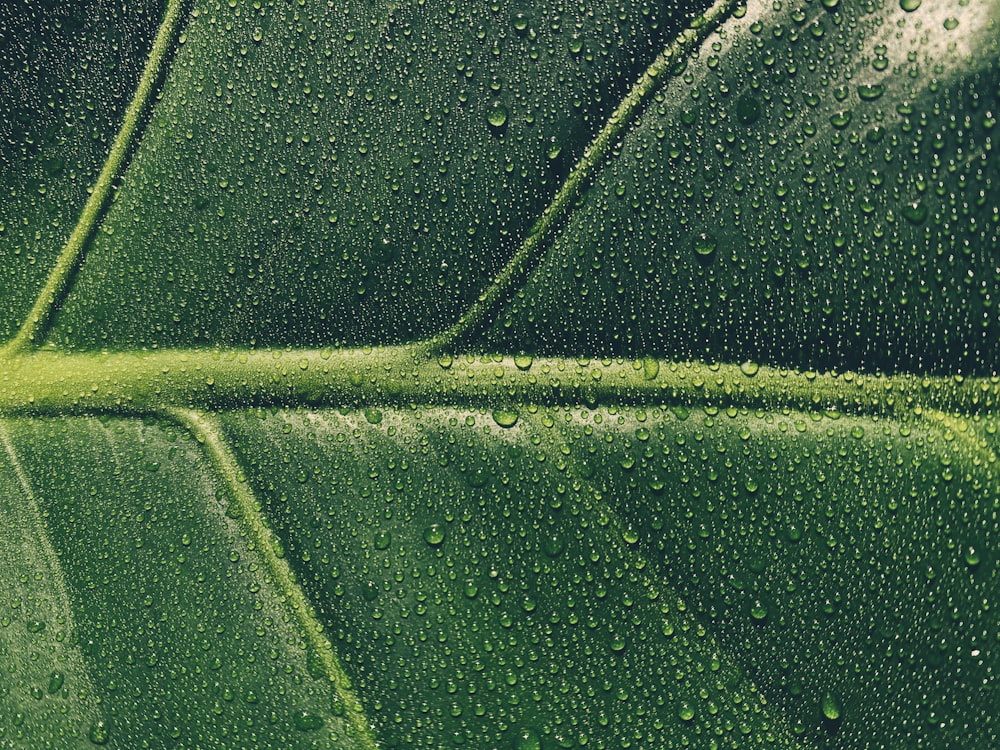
[
  {"xmin": 0, "ymin": 0, "xmax": 163, "ymax": 343},
  {"xmin": 486, "ymin": 0, "xmax": 998, "ymax": 376},
  {"xmin": 45, "ymin": 0, "xmax": 708, "ymax": 352},
  {"xmin": 224, "ymin": 403, "xmax": 997, "ymax": 747},
  {"xmin": 1, "ymin": 417, "xmax": 365, "ymax": 748}
]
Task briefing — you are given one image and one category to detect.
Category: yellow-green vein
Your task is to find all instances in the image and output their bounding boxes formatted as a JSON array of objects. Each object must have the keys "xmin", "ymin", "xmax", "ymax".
[
  {"xmin": 920, "ymin": 409, "xmax": 999, "ymax": 478},
  {"xmin": 4, "ymin": 0, "xmax": 186, "ymax": 355},
  {"xmin": 425, "ymin": 0, "xmax": 738, "ymax": 353},
  {"xmin": 165, "ymin": 408, "xmax": 380, "ymax": 750}
]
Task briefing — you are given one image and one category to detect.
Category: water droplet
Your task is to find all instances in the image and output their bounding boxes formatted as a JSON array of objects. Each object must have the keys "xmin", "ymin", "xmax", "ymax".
[
  {"xmin": 487, "ymin": 101, "xmax": 509, "ymax": 129},
  {"xmin": 88, "ymin": 720, "xmax": 110, "ymax": 745},
  {"xmin": 964, "ymin": 546, "xmax": 981, "ymax": 568},
  {"xmin": 740, "ymin": 361, "xmax": 760, "ymax": 377},
  {"xmin": 47, "ymin": 671, "xmax": 65, "ymax": 694},
  {"xmin": 293, "ymin": 710, "xmax": 325, "ymax": 731},
  {"xmin": 492, "ymin": 409, "xmax": 518, "ymax": 428},
  {"xmin": 374, "ymin": 529, "xmax": 391, "ymax": 550},
  {"xmin": 822, "ymin": 693, "xmax": 842, "ymax": 720},
  {"xmin": 514, "ymin": 354, "xmax": 533, "ymax": 371},
  {"xmin": 829, "ymin": 111, "xmax": 853, "ymax": 129},
  {"xmin": 899, "ymin": 0, "xmax": 921, "ymax": 10},
  {"xmin": 902, "ymin": 201, "xmax": 927, "ymax": 224},
  {"xmin": 642, "ymin": 357, "xmax": 660, "ymax": 381},
  {"xmin": 542, "ymin": 533, "xmax": 565, "ymax": 558},
  {"xmin": 943, "ymin": 17, "xmax": 959, "ymax": 29},
  {"xmin": 857, "ymin": 83, "xmax": 884, "ymax": 101},
  {"xmin": 679, "ymin": 702, "xmax": 695, "ymax": 721},
  {"xmin": 693, "ymin": 233, "xmax": 717, "ymax": 258},
  {"xmin": 423, "ymin": 524, "xmax": 446, "ymax": 546}
]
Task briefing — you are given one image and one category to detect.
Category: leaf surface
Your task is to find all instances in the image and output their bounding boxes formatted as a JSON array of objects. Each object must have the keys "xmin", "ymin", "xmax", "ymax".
[{"xmin": 0, "ymin": 0, "xmax": 997, "ymax": 748}]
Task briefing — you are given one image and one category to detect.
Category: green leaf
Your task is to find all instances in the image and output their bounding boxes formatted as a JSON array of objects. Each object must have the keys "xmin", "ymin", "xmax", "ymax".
[{"xmin": 0, "ymin": 0, "xmax": 997, "ymax": 748}]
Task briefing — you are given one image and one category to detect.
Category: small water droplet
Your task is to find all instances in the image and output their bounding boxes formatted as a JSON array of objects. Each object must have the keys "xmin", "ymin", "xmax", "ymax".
[
  {"xmin": 542, "ymin": 533, "xmax": 565, "ymax": 558},
  {"xmin": 47, "ymin": 671, "xmax": 65, "ymax": 694},
  {"xmin": 899, "ymin": 0, "xmax": 921, "ymax": 11},
  {"xmin": 374, "ymin": 530, "xmax": 391, "ymax": 550},
  {"xmin": 693, "ymin": 233, "xmax": 717, "ymax": 258},
  {"xmin": 487, "ymin": 101, "xmax": 509, "ymax": 129},
  {"xmin": 88, "ymin": 720, "xmax": 110, "ymax": 745},
  {"xmin": 293, "ymin": 711, "xmax": 325, "ymax": 731},
  {"xmin": 514, "ymin": 354, "xmax": 533, "ymax": 371},
  {"xmin": 902, "ymin": 201, "xmax": 927, "ymax": 224},
  {"xmin": 822, "ymin": 693, "xmax": 842, "ymax": 721},
  {"xmin": 423, "ymin": 524, "xmax": 446, "ymax": 546},
  {"xmin": 857, "ymin": 83, "xmax": 884, "ymax": 101},
  {"xmin": 829, "ymin": 110, "xmax": 853, "ymax": 129},
  {"xmin": 739, "ymin": 361, "xmax": 760, "ymax": 377},
  {"xmin": 492, "ymin": 409, "xmax": 518, "ymax": 428}
]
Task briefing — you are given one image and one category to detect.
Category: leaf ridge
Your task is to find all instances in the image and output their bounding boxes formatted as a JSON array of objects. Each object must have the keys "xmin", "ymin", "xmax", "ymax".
[
  {"xmin": 164, "ymin": 407, "xmax": 380, "ymax": 750},
  {"xmin": 3, "ymin": 0, "xmax": 186, "ymax": 355},
  {"xmin": 425, "ymin": 0, "xmax": 739, "ymax": 354}
]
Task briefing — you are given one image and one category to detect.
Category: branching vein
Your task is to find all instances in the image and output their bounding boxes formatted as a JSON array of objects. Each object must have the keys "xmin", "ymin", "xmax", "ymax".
[
  {"xmin": 164, "ymin": 408, "xmax": 380, "ymax": 750},
  {"xmin": 4, "ymin": 0, "xmax": 186, "ymax": 354}
]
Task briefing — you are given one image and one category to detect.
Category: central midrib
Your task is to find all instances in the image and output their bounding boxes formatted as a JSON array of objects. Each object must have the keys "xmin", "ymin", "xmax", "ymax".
[{"xmin": 0, "ymin": 347, "xmax": 995, "ymax": 417}]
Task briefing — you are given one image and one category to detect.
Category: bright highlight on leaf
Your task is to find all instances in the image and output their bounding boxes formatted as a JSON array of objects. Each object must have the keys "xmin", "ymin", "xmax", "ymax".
[{"xmin": 0, "ymin": 0, "xmax": 996, "ymax": 748}]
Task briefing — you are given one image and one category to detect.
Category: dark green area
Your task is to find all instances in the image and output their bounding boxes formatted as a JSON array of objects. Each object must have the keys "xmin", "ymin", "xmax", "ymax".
[
  {"xmin": 48, "ymin": 0, "xmax": 706, "ymax": 350},
  {"xmin": 224, "ymin": 406, "xmax": 998, "ymax": 749},
  {"xmin": 0, "ymin": 0, "xmax": 997, "ymax": 747},
  {"xmin": 0, "ymin": 0, "xmax": 165, "ymax": 341}
]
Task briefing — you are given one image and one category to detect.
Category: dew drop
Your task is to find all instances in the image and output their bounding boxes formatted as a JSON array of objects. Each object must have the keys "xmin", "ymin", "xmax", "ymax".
[
  {"xmin": 47, "ymin": 671, "xmax": 65, "ymax": 694},
  {"xmin": 899, "ymin": 0, "xmax": 921, "ymax": 10},
  {"xmin": 542, "ymin": 533, "xmax": 565, "ymax": 558},
  {"xmin": 374, "ymin": 529, "xmax": 391, "ymax": 550},
  {"xmin": 902, "ymin": 201, "xmax": 927, "ymax": 224},
  {"xmin": 829, "ymin": 111, "xmax": 853, "ymax": 129},
  {"xmin": 693, "ymin": 233, "xmax": 717, "ymax": 258},
  {"xmin": 487, "ymin": 101, "xmax": 509, "ymax": 129},
  {"xmin": 822, "ymin": 692, "xmax": 842, "ymax": 721},
  {"xmin": 423, "ymin": 524, "xmax": 446, "ymax": 546},
  {"xmin": 293, "ymin": 710, "xmax": 325, "ymax": 731},
  {"xmin": 88, "ymin": 720, "xmax": 110, "ymax": 745},
  {"xmin": 642, "ymin": 356, "xmax": 660, "ymax": 381},
  {"xmin": 492, "ymin": 409, "xmax": 518, "ymax": 428},
  {"xmin": 857, "ymin": 83, "xmax": 884, "ymax": 101}
]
